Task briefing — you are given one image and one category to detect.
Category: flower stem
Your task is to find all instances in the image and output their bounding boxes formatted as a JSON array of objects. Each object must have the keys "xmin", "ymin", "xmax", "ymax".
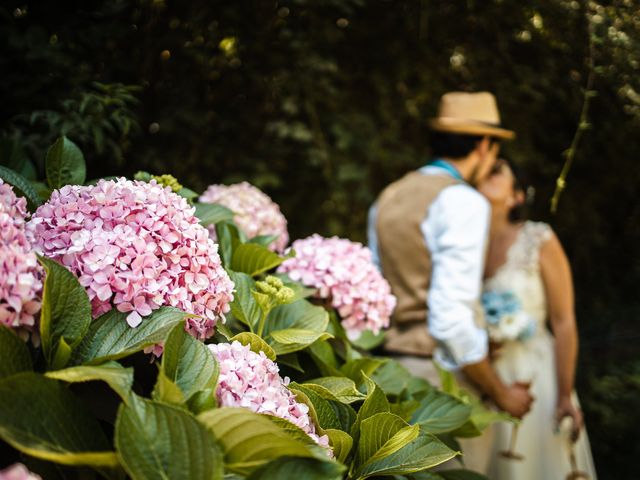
[
  {"xmin": 550, "ymin": 1, "xmax": 597, "ymax": 214},
  {"xmin": 257, "ymin": 312, "xmax": 266, "ymax": 337}
]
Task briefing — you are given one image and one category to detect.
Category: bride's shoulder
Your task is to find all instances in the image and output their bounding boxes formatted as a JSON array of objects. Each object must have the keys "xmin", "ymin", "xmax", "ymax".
[
  {"xmin": 523, "ymin": 220, "xmax": 554, "ymax": 245},
  {"xmin": 514, "ymin": 221, "xmax": 555, "ymax": 268}
]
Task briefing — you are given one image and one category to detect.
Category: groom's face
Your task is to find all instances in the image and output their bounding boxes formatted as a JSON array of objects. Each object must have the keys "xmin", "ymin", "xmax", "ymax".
[{"xmin": 470, "ymin": 137, "xmax": 500, "ymax": 186}]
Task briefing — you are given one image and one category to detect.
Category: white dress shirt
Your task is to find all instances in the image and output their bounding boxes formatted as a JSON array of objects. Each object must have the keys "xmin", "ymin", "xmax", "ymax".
[{"xmin": 368, "ymin": 164, "xmax": 490, "ymax": 370}]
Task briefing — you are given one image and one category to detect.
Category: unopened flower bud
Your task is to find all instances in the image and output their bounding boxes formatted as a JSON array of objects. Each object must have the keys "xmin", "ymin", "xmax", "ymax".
[
  {"xmin": 275, "ymin": 286, "xmax": 295, "ymax": 304},
  {"xmin": 265, "ymin": 275, "xmax": 284, "ymax": 289},
  {"xmin": 255, "ymin": 280, "xmax": 278, "ymax": 296},
  {"xmin": 152, "ymin": 174, "xmax": 183, "ymax": 192}
]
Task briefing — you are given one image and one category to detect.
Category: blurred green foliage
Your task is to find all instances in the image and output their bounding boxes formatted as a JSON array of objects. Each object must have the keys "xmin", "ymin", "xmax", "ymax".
[{"xmin": 1, "ymin": 1, "xmax": 639, "ymax": 477}]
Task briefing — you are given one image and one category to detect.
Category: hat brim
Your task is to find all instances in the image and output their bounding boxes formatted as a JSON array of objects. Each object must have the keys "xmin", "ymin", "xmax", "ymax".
[{"xmin": 429, "ymin": 118, "xmax": 515, "ymax": 140}]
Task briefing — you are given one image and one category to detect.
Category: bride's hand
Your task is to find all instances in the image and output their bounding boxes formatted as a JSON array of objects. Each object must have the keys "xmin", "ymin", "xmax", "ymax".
[{"xmin": 555, "ymin": 395, "xmax": 583, "ymax": 442}]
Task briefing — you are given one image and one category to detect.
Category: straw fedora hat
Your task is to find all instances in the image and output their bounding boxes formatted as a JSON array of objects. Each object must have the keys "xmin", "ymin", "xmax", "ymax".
[{"xmin": 429, "ymin": 91, "xmax": 515, "ymax": 140}]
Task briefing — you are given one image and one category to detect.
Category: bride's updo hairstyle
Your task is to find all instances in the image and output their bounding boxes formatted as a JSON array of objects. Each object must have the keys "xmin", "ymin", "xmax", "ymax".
[{"xmin": 504, "ymin": 157, "xmax": 534, "ymax": 223}]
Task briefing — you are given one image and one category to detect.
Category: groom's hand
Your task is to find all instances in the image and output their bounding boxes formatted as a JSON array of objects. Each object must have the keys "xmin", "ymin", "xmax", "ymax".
[
  {"xmin": 462, "ymin": 358, "xmax": 534, "ymax": 418},
  {"xmin": 495, "ymin": 383, "xmax": 534, "ymax": 419}
]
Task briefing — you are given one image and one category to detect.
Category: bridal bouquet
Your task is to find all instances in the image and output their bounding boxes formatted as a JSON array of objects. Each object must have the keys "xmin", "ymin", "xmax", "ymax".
[{"xmin": 481, "ymin": 290, "xmax": 536, "ymax": 342}]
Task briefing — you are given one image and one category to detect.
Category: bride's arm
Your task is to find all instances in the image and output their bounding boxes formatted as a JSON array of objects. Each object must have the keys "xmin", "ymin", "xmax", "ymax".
[{"xmin": 539, "ymin": 231, "xmax": 584, "ymax": 440}]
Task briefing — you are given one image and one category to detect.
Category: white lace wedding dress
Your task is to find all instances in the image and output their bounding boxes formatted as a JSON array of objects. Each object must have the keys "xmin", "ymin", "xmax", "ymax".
[{"xmin": 485, "ymin": 221, "xmax": 597, "ymax": 480}]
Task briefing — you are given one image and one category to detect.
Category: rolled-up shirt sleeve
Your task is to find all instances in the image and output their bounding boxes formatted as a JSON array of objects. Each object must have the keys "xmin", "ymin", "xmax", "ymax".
[
  {"xmin": 423, "ymin": 184, "xmax": 490, "ymax": 370},
  {"xmin": 367, "ymin": 202, "xmax": 381, "ymax": 270}
]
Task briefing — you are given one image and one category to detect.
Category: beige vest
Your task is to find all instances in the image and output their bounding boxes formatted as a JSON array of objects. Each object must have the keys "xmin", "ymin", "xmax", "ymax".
[{"xmin": 376, "ymin": 171, "xmax": 459, "ymax": 357}]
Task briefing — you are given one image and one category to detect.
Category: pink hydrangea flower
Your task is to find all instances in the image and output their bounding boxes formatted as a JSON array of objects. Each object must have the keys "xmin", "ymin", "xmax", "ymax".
[
  {"xmin": 209, "ymin": 341, "xmax": 330, "ymax": 450},
  {"xmin": 0, "ymin": 464, "xmax": 42, "ymax": 480},
  {"xmin": 199, "ymin": 182, "xmax": 289, "ymax": 252},
  {"xmin": 26, "ymin": 178, "xmax": 234, "ymax": 339},
  {"xmin": 1, "ymin": 179, "xmax": 29, "ymax": 238},
  {"xmin": 278, "ymin": 234, "xmax": 396, "ymax": 340},
  {"xmin": 0, "ymin": 179, "xmax": 42, "ymax": 333}
]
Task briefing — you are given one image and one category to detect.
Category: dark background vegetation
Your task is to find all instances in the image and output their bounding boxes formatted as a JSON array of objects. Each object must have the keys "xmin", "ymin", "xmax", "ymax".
[{"xmin": 1, "ymin": 1, "xmax": 638, "ymax": 476}]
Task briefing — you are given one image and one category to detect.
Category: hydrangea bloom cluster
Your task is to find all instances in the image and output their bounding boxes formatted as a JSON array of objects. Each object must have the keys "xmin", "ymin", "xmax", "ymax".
[
  {"xmin": 199, "ymin": 182, "xmax": 289, "ymax": 252},
  {"xmin": 26, "ymin": 178, "xmax": 234, "ymax": 339},
  {"xmin": 277, "ymin": 234, "xmax": 396, "ymax": 340},
  {"xmin": 0, "ymin": 179, "xmax": 42, "ymax": 332},
  {"xmin": 209, "ymin": 341, "xmax": 330, "ymax": 450}
]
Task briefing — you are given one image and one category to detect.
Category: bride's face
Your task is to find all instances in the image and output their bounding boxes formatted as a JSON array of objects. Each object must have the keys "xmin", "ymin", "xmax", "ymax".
[{"xmin": 478, "ymin": 159, "xmax": 518, "ymax": 207}]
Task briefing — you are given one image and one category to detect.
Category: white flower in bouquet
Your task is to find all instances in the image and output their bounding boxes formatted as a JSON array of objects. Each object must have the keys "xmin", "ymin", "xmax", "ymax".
[{"xmin": 493, "ymin": 311, "xmax": 534, "ymax": 342}]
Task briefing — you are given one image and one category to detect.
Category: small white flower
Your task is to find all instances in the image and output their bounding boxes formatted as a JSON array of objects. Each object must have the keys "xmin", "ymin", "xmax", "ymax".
[{"xmin": 493, "ymin": 311, "xmax": 535, "ymax": 342}]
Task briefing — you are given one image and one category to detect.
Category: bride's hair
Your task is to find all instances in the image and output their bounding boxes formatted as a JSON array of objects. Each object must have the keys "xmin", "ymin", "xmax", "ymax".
[{"xmin": 504, "ymin": 157, "xmax": 534, "ymax": 223}]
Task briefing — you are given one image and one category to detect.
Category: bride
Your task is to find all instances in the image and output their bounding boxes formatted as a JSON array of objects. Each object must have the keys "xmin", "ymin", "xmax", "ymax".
[{"xmin": 478, "ymin": 158, "xmax": 597, "ymax": 479}]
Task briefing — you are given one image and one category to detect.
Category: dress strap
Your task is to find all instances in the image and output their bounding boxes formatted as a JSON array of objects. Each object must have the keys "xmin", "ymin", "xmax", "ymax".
[
  {"xmin": 529, "ymin": 221, "xmax": 553, "ymax": 246},
  {"xmin": 508, "ymin": 221, "xmax": 553, "ymax": 271}
]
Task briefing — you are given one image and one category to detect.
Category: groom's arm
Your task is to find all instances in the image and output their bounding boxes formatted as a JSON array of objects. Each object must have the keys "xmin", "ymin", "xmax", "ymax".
[
  {"xmin": 423, "ymin": 185, "xmax": 490, "ymax": 369},
  {"xmin": 423, "ymin": 185, "xmax": 533, "ymax": 417},
  {"xmin": 462, "ymin": 359, "xmax": 533, "ymax": 419},
  {"xmin": 366, "ymin": 202, "xmax": 381, "ymax": 270}
]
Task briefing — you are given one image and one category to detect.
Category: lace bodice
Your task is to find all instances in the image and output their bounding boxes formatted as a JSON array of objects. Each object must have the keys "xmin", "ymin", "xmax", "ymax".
[{"xmin": 484, "ymin": 221, "xmax": 553, "ymax": 336}]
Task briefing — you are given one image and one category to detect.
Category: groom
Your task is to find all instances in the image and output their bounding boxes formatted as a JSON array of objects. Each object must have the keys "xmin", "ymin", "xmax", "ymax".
[{"xmin": 368, "ymin": 92, "xmax": 533, "ymax": 471}]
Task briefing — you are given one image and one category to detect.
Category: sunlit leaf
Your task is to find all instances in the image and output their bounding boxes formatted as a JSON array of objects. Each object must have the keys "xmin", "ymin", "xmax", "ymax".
[
  {"xmin": 305, "ymin": 377, "xmax": 366, "ymax": 404},
  {"xmin": 45, "ymin": 361, "xmax": 134, "ymax": 404},
  {"xmin": 353, "ymin": 431, "xmax": 456, "ymax": 479},
  {"xmin": 324, "ymin": 429, "xmax": 353, "ymax": 464},
  {"xmin": 70, "ymin": 307, "xmax": 191, "ymax": 365},
  {"xmin": 268, "ymin": 328, "xmax": 333, "ymax": 355},
  {"xmin": 227, "ymin": 271, "xmax": 261, "ymax": 329},
  {"xmin": 231, "ymin": 331, "xmax": 276, "ymax": 361},
  {"xmin": 290, "ymin": 383, "xmax": 342, "ymax": 431},
  {"xmin": 231, "ymin": 243, "xmax": 287, "ymax": 277},
  {"xmin": 198, "ymin": 407, "xmax": 322, "ymax": 476},
  {"xmin": 154, "ymin": 323, "xmax": 218, "ymax": 406},
  {"xmin": 350, "ymin": 374, "xmax": 390, "ymax": 444},
  {"xmin": 410, "ymin": 388, "xmax": 472, "ymax": 434},
  {"xmin": 38, "ymin": 256, "xmax": 92, "ymax": 369},
  {"xmin": 355, "ymin": 413, "xmax": 418, "ymax": 468}
]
